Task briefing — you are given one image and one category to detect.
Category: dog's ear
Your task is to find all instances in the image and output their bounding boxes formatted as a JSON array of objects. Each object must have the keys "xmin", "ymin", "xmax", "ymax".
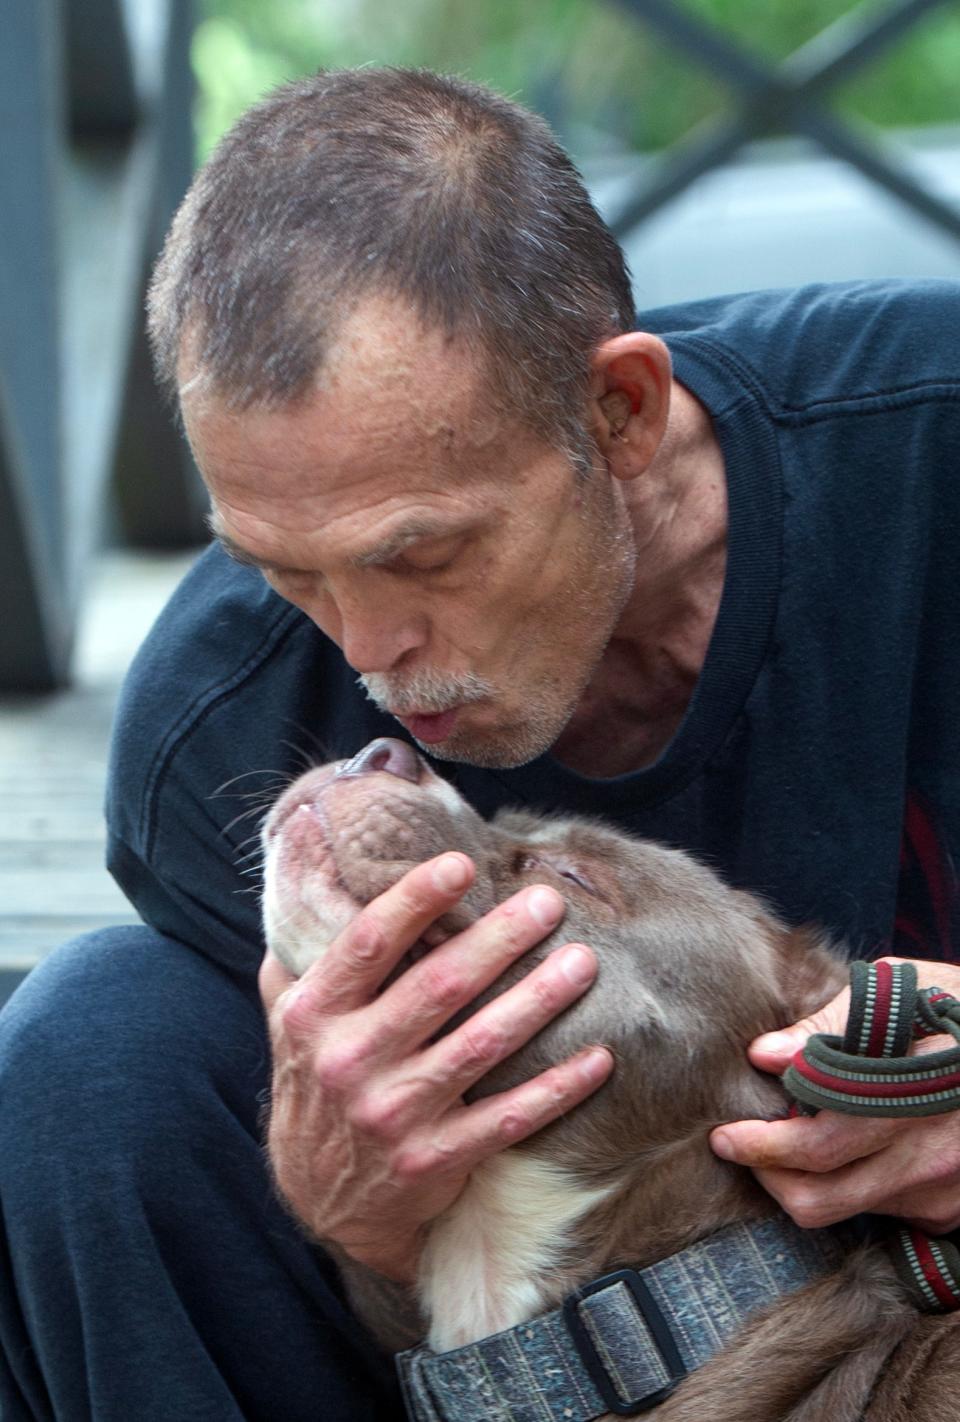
[
  {"xmin": 727, "ymin": 889, "xmax": 847, "ymax": 1028},
  {"xmin": 769, "ymin": 923, "xmax": 849, "ymax": 1026}
]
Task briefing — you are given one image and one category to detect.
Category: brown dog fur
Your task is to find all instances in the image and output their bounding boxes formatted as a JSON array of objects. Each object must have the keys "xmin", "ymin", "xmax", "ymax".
[{"xmin": 262, "ymin": 742, "xmax": 958, "ymax": 1421}]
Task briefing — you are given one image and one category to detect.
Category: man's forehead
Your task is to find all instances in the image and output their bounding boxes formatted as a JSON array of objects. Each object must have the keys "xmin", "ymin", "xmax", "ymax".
[
  {"xmin": 317, "ymin": 292, "xmax": 504, "ymax": 445},
  {"xmin": 181, "ymin": 292, "xmax": 505, "ymax": 448}
]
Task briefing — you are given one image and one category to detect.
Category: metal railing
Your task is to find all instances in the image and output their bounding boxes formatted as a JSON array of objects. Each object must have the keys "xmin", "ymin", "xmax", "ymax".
[
  {"xmin": 0, "ymin": 0, "xmax": 202, "ymax": 691},
  {"xmin": 606, "ymin": 0, "xmax": 960, "ymax": 243},
  {"xmin": 3, "ymin": 0, "xmax": 957, "ymax": 689}
]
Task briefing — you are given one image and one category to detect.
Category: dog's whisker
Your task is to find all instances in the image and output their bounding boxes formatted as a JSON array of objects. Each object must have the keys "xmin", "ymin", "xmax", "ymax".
[
  {"xmin": 263, "ymin": 903, "xmax": 305, "ymax": 938},
  {"xmin": 278, "ymin": 719, "xmax": 334, "ymax": 762},
  {"xmin": 209, "ymin": 768, "xmax": 290, "ymax": 798},
  {"xmin": 218, "ymin": 787, "xmax": 290, "ymax": 817},
  {"xmin": 277, "ymin": 739, "xmax": 321, "ymax": 776},
  {"xmin": 220, "ymin": 807, "xmax": 272, "ymax": 839},
  {"xmin": 234, "ymin": 839, "xmax": 265, "ymax": 862}
]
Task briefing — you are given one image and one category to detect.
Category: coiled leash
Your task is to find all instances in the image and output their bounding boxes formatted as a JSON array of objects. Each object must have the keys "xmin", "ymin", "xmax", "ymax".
[{"xmin": 783, "ymin": 958, "xmax": 960, "ymax": 1311}]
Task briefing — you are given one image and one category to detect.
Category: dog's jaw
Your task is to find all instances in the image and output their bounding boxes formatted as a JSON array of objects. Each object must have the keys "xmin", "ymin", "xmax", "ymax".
[
  {"xmin": 262, "ymin": 801, "xmax": 360, "ymax": 975},
  {"xmin": 261, "ymin": 751, "xmax": 491, "ymax": 976}
]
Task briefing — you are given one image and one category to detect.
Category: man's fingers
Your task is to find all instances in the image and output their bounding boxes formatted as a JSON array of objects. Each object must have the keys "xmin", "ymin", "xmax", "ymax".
[
  {"xmin": 714, "ymin": 1118, "xmax": 906, "ymax": 1229},
  {"xmin": 296, "ymin": 853, "xmax": 478, "ymax": 1016},
  {"xmin": 752, "ymin": 1117, "xmax": 960, "ymax": 1232},
  {"xmin": 711, "ymin": 1110, "xmax": 899, "ymax": 1174},
  {"xmin": 394, "ymin": 1046, "xmax": 615, "ymax": 1182},
  {"xmin": 362, "ymin": 885, "xmax": 568, "ymax": 1053},
  {"xmin": 750, "ymin": 1160, "xmax": 870, "ymax": 1229},
  {"xmin": 748, "ymin": 958, "xmax": 960, "ymax": 1076},
  {"xmin": 372, "ymin": 942, "xmax": 601, "ymax": 1115}
]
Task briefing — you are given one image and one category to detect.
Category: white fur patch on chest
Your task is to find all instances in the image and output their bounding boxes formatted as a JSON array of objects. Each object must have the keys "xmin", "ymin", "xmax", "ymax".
[{"xmin": 417, "ymin": 1151, "xmax": 611, "ymax": 1352}]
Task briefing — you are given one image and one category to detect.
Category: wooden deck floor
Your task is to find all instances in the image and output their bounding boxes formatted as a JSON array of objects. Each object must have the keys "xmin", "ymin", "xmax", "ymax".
[{"xmin": 0, "ymin": 549, "xmax": 197, "ymax": 1005}]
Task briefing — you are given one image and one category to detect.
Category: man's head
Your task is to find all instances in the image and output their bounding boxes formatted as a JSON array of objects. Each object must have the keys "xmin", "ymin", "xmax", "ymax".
[
  {"xmin": 149, "ymin": 66, "xmax": 635, "ymax": 468},
  {"xmin": 151, "ymin": 68, "xmax": 673, "ymax": 768}
]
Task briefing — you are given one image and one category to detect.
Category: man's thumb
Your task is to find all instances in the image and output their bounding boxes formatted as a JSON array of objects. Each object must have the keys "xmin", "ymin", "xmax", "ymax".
[{"xmin": 748, "ymin": 988, "xmax": 851, "ymax": 1074}]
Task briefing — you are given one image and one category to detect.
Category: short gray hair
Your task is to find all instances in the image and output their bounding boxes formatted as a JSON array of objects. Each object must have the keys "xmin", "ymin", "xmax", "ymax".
[{"xmin": 148, "ymin": 67, "xmax": 636, "ymax": 464}]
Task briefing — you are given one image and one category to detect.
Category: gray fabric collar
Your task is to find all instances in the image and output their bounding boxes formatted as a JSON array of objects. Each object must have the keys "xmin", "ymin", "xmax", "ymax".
[{"xmin": 396, "ymin": 1217, "xmax": 846, "ymax": 1420}]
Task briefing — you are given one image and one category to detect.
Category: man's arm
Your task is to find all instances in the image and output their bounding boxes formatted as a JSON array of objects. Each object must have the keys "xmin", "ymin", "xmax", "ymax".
[
  {"xmin": 711, "ymin": 958, "xmax": 960, "ymax": 1233},
  {"xmin": 259, "ymin": 850, "xmax": 613, "ymax": 1284}
]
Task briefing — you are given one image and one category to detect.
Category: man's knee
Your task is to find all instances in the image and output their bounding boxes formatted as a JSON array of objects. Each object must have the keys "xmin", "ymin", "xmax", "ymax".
[
  {"xmin": 0, "ymin": 929, "xmax": 400, "ymax": 1421},
  {"xmin": 0, "ymin": 925, "xmax": 269, "ymax": 1179}
]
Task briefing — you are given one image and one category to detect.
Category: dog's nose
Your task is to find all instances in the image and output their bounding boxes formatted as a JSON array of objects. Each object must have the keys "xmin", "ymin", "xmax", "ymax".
[{"xmin": 338, "ymin": 737, "xmax": 422, "ymax": 784}]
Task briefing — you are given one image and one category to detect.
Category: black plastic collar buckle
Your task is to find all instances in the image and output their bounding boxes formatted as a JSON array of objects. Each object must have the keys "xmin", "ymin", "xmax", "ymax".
[{"xmin": 562, "ymin": 1268, "xmax": 688, "ymax": 1416}]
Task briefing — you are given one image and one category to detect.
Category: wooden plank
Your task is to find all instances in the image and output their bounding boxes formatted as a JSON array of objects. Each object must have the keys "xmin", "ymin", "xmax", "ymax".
[
  {"xmin": 0, "ymin": 805, "xmax": 111, "ymax": 843},
  {"xmin": 0, "ymin": 914, "xmax": 139, "ymax": 959},
  {"xmin": 0, "ymin": 869, "xmax": 131, "ymax": 918},
  {"xmin": 0, "ymin": 548, "xmax": 196, "ymax": 975}
]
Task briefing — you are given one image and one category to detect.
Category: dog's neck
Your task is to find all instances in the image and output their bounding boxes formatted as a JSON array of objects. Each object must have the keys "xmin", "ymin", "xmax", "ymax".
[
  {"xmin": 337, "ymin": 1072, "xmax": 917, "ymax": 1422},
  {"xmin": 417, "ymin": 1132, "xmax": 764, "ymax": 1353},
  {"xmin": 408, "ymin": 1144, "xmax": 914, "ymax": 1422}
]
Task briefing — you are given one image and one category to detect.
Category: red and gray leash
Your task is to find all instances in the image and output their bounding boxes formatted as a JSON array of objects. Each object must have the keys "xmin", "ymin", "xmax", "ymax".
[{"xmin": 782, "ymin": 959, "xmax": 960, "ymax": 1312}]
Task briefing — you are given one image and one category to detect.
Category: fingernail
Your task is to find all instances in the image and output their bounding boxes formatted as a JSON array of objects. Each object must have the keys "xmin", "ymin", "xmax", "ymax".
[
  {"xmin": 433, "ymin": 853, "xmax": 470, "ymax": 892},
  {"xmin": 528, "ymin": 887, "xmax": 563, "ymax": 929},
  {"xmin": 580, "ymin": 1047, "xmax": 613, "ymax": 1083},
  {"xmin": 560, "ymin": 945, "xmax": 596, "ymax": 986},
  {"xmin": 756, "ymin": 1031, "xmax": 801, "ymax": 1055},
  {"xmin": 711, "ymin": 1130, "xmax": 735, "ymax": 1160}
]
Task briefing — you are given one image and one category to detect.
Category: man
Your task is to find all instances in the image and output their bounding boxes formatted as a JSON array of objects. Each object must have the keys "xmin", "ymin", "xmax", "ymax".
[{"xmin": 1, "ymin": 66, "xmax": 958, "ymax": 1422}]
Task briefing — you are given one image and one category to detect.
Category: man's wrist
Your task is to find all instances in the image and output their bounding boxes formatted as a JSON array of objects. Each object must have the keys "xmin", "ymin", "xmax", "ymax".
[
  {"xmin": 327, "ymin": 1242, "xmax": 426, "ymax": 1350},
  {"xmin": 330, "ymin": 1231, "xmax": 422, "ymax": 1285}
]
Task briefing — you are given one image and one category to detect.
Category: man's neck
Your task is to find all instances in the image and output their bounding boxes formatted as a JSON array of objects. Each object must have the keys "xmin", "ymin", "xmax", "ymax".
[{"xmin": 553, "ymin": 382, "xmax": 728, "ymax": 778}]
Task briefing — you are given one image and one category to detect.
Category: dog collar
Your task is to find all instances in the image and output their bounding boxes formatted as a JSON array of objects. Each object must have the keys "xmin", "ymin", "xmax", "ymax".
[{"xmin": 396, "ymin": 1216, "xmax": 845, "ymax": 1420}]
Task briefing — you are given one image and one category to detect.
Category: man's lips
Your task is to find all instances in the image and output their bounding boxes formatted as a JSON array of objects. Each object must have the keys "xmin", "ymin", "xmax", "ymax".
[{"xmin": 393, "ymin": 708, "xmax": 460, "ymax": 743}]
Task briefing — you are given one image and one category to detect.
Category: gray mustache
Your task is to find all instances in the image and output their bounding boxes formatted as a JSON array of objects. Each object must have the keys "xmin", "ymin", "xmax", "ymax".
[{"xmin": 359, "ymin": 669, "xmax": 494, "ymax": 715}]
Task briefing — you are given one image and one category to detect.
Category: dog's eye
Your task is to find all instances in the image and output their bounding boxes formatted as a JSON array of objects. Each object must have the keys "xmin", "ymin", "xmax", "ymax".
[
  {"xmin": 513, "ymin": 851, "xmax": 597, "ymax": 896},
  {"xmin": 556, "ymin": 867, "xmax": 597, "ymax": 894}
]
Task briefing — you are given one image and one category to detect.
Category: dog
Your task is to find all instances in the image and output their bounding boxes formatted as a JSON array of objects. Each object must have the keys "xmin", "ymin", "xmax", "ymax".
[{"xmin": 261, "ymin": 737, "xmax": 960, "ymax": 1421}]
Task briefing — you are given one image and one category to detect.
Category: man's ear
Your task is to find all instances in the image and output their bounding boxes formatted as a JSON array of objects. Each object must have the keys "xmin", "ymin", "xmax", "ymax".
[{"xmin": 588, "ymin": 332, "xmax": 672, "ymax": 481}]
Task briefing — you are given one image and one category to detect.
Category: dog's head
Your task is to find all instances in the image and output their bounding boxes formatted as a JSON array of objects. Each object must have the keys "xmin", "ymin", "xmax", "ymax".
[{"xmin": 262, "ymin": 738, "xmax": 845, "ymax": 1159}]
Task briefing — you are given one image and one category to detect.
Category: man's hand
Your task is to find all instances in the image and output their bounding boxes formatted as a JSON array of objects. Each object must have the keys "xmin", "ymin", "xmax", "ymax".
[
  {"xmin": 710, "ymin": 957, "xmax": 960, "ymax": 1235},
  {"xmin": 260, "ymin": 851, "xmax": 613, "ymax": 1282}
]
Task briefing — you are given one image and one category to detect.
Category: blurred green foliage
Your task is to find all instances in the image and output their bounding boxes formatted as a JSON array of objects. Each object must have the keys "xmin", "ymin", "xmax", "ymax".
[{"xmin": 193, "ymin": 0, "xmax": 960, "ymax": 161}]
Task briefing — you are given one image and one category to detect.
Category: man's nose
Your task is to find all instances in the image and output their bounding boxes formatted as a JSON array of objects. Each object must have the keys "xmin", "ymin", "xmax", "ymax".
[
  {"xmin": 329, "ymin": 589, "xmax": 427, "ymax": 674},
  {"xmin": 339, "ymin": 617, "xmax": 425, "ymax": 674}
]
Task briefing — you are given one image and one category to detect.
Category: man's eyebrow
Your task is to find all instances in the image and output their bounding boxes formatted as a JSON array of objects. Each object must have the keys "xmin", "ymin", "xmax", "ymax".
[
  {"xmin": 350, "ymin": 519, "xmax": 467, "ymax": 568},
  {"xmin": 206, "ymin": 514, "xmax": 277, "ymax": 571},
  {"xmin": 206, "ymin": 510, "xmax": 469, "ymax": 572}
]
